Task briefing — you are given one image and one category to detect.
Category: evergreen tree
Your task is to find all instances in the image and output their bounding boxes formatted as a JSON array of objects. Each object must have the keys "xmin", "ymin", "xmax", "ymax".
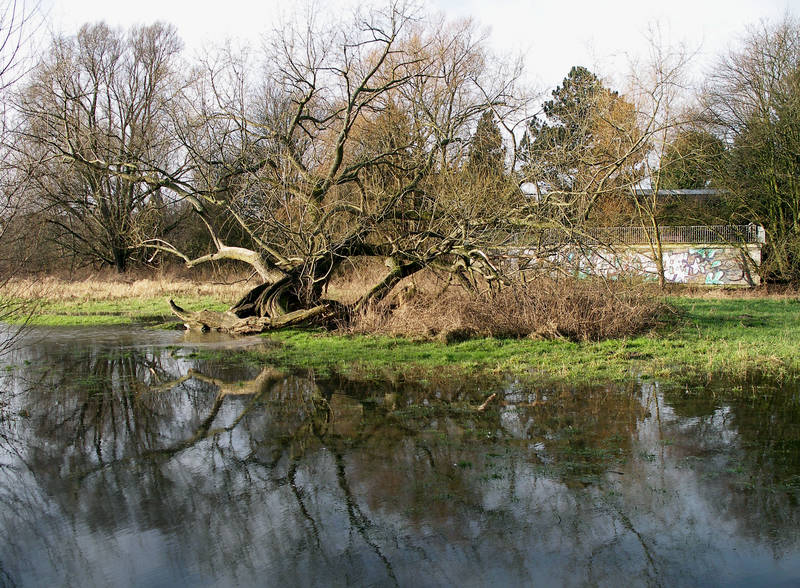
[
  {"xmin": 466, "ymin": 111, "xmax": 505, "ymax": 176},
  {"xmin": 659, "ymin": 129, "xmax": 724, "ymax": 189},
  {"xmin": 519, "ymin": 66, "xmax": 641, "ymax": 223}
]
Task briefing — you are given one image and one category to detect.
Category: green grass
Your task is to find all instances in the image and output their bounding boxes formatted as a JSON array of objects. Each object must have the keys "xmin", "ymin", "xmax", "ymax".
[
  {"xmin": 4, "ymin": 296, "xmax": 229, "ymax": 326},
  {"xmin": 5, "ymin": 290, "xmax": 800, "ymax": 385},
  {"xmin": 246, "ymin": 296, "xmax": 800, "ymax": 385}
]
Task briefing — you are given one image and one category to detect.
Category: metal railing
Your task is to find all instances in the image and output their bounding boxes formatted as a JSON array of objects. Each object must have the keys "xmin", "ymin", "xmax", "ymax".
[{"xmin": 537, "ymin": 224, "xmax": 764, "ymax": 246}]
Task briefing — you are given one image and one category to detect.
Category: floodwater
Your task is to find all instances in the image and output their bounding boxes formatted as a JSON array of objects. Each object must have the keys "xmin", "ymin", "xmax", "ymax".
[{"xmin": 0, "ymin": 326, "xmax": 799, "ymax": 587}]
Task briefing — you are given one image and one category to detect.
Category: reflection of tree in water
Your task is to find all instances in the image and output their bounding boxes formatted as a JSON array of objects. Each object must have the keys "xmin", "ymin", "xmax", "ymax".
[
  {"xmin": 3, "ymin": 357, "xmax": 648, "ymax": 585},
  {"xmin": 0, "ymin": 344, "xmax": 218, "ymax": 585},
  {"xmin": 661, "ymin": 377, "xmax": 800, "ymax": 552},
  {"xmin": 2, "ymin": 346, "xmax": 800, "ymax": 585}
]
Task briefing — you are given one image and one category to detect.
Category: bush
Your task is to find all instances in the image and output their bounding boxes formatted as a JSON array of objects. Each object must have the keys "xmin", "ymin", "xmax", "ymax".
[{"xmin": 348, "ymin": 278, "xmax": 665, "ymax": 342}]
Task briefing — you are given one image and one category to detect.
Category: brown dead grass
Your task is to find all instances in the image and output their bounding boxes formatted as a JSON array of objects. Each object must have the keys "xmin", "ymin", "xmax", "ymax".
[
  {"xmin": 325, "ymin": 257, "xmax": 397, "ymax": 304},
  {"xmin": 3, "ymin": 269, "xmax": 254, "ymax": 303},
  {"xmin": 348, "ymin": 278, "xmax": 666, "ymax": 342},
  {"xmin": 4, "ymin": 261, "xmax": 667, "ymax": 340},
  {"xmin": 663, "ymin": 282, "xmax": 800, "ymax": 299}
]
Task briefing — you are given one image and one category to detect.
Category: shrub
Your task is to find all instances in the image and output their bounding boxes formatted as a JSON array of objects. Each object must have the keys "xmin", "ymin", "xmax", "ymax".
[{"xmin": 348, "ymin": 278, "xmax": 665, "ymax": 342}]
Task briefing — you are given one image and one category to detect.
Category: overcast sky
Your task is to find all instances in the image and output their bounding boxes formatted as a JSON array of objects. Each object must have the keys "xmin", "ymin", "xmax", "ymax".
[{"xmin": 43, "ymin": 0, "xmax": 800, "ymax": 92}]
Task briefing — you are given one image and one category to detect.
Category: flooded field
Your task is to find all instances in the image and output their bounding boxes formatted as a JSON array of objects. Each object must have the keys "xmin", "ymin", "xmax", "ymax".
[{"xmin": 0, "ymin": 326, "xmax": 799, "ymax": 586}]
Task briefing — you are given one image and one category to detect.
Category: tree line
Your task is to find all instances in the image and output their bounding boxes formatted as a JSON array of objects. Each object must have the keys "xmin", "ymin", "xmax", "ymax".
[{"xmin": 1, "ymin": 2, "xmax": 799, "ymax": 325}]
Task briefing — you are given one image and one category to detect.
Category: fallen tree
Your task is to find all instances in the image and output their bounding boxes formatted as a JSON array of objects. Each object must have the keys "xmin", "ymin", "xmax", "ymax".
[
  {"xmin": 138, "ymin": 4, "xmax": 531, "ymax": 332},
  {"xmin": 168, "ymin": 292, "xmax": 337, "ymax": 334}
]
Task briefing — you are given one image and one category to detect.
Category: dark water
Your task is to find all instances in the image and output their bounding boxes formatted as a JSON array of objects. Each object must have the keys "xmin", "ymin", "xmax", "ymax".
[{"xmin": 1, "ymin": 326, "xmax": 799, "ymax": 587}]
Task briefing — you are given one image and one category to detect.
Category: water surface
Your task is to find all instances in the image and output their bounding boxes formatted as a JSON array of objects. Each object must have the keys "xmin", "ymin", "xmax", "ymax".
[{"xmin": 1, "ymin": 326, "xmax": 799, "ymax": 587}]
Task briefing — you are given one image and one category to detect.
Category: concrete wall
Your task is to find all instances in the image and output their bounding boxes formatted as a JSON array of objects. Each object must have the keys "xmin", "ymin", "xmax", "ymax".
[{"xmin": 515, "ymin": 243, "xmax": 762, "ymax": 286}]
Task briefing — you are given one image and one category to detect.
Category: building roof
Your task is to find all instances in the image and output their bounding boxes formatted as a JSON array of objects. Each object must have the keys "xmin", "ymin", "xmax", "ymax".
[{"xmin": 633, "ymin": 188, "xmax": 722, "ymax": 197}]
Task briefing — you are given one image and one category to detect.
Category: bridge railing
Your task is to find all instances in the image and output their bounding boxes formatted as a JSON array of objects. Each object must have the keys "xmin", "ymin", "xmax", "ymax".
[{"xmin": 536, "ymin": 224, "xmax": 764, "ymax": 246}]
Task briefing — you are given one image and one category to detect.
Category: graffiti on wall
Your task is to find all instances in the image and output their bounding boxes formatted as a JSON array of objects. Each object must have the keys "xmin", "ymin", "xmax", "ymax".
[
  {"xmin": 515, "ymin": 244, "xmax": 761, "ymax": 286},
  {"xmin": 664, "ymin": 248, "xmax": 726, "ymax": 284}
]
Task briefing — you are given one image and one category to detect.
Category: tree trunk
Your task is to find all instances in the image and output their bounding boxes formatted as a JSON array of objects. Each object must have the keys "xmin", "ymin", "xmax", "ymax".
[
  {"xmin": 169, "ymin": 297, "xmax": 339, "ymax": 334},
  {"xmin": 113, "ymin": 247, "xmax": 127, "ymax": 273},
  {"xmin": 169, "ymin": 272, "xmax": 347, "ymax": 334}
]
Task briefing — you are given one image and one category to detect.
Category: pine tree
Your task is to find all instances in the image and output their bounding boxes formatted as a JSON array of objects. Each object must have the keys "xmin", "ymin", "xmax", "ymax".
[
  {"xmin": 659, "ymin": 129, "xmax": 724, "ymax": 189},
  {"xmin": 519, "ymin": 66, "xmax": 641, "ymax": 223},
  {"xmin": 466, "ymin": 111, "xmax": 505, "ymax": 176}
]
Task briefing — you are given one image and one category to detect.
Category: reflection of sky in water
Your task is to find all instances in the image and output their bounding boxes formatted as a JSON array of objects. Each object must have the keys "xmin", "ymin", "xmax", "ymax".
[
  {"xmin": 0, "ymin": 327, "xmax": 799, "ymax": 586},
  {"xmin": 4, "ymin": 323, "xmax": 270, "ymax": 351}
]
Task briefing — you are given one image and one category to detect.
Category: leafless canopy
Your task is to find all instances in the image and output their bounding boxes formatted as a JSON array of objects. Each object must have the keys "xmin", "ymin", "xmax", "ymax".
[
  {"xmin": 133, "ymin": 3, "xmax": 531, "ymax": 326},
  {"xmin": 13, "ymin": 21, "xmax": 184, "ymax": 271},
  {"xmin": 701, "ymin": 16, "xmax": 800, "ymax": 281}
]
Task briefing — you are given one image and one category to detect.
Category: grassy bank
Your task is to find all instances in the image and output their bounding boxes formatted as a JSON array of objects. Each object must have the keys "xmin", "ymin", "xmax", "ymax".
[
  {"xmin": 1, "ymin": 275, "xmax": 247, "ymax": 325},
  {"xmin": 3, "ymin": 276, "xmax": 799, "ymax": 384},
  {"xmin": 244, "ymin": 295, "xmax": 799, "ymax": 384}
]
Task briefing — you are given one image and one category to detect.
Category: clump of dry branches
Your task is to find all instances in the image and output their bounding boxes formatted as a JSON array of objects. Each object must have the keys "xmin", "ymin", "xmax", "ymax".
[{"xmin": 348, "ymin": 278, "xmax": 665, "ymax": 342}]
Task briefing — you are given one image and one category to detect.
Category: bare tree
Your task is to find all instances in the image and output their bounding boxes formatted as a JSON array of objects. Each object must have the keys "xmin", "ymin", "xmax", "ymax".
[
  {"xmin": 0, "ymin": 0, "xmax": 37, "ymax": 90},
  {"xmin": 13, "ymin": 21, "xmax": 184, "ymax": 272},
  {"xmin": 626, "ymin": 33, "xmax": 694, "ymax": 287},
  {"xmin": 701, "ymin": 16, "xmax": 800, "ymax": 282},
  {"xmin": 0, "ymin": 0, "xmax": 41, "ymax": 352},
  {"xmin": 1, "ymin": 0, "xmax": 39, "ymax": 263},
  {"xmin": 135, "ymin": 5, "xmax": 529, "ymax": 331}
]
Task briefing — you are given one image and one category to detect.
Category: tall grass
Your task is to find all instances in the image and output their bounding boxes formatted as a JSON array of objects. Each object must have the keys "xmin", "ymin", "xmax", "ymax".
[
  {"xmin": 2, "ymin": 265, "xmax": 665, "ymax": 340},
  {"xmin": 0, "ymin": 269, "xmax": 251, "ymax": 325},
  {"xmin": 2, "ymin": 273, "xmax": 249, "ymax": 304}
]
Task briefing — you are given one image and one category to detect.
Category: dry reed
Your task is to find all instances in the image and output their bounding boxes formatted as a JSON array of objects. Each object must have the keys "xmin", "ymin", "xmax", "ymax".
[{"xmin": 2, "ymin": 272, "xmax": 252, "ymax": 303}]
